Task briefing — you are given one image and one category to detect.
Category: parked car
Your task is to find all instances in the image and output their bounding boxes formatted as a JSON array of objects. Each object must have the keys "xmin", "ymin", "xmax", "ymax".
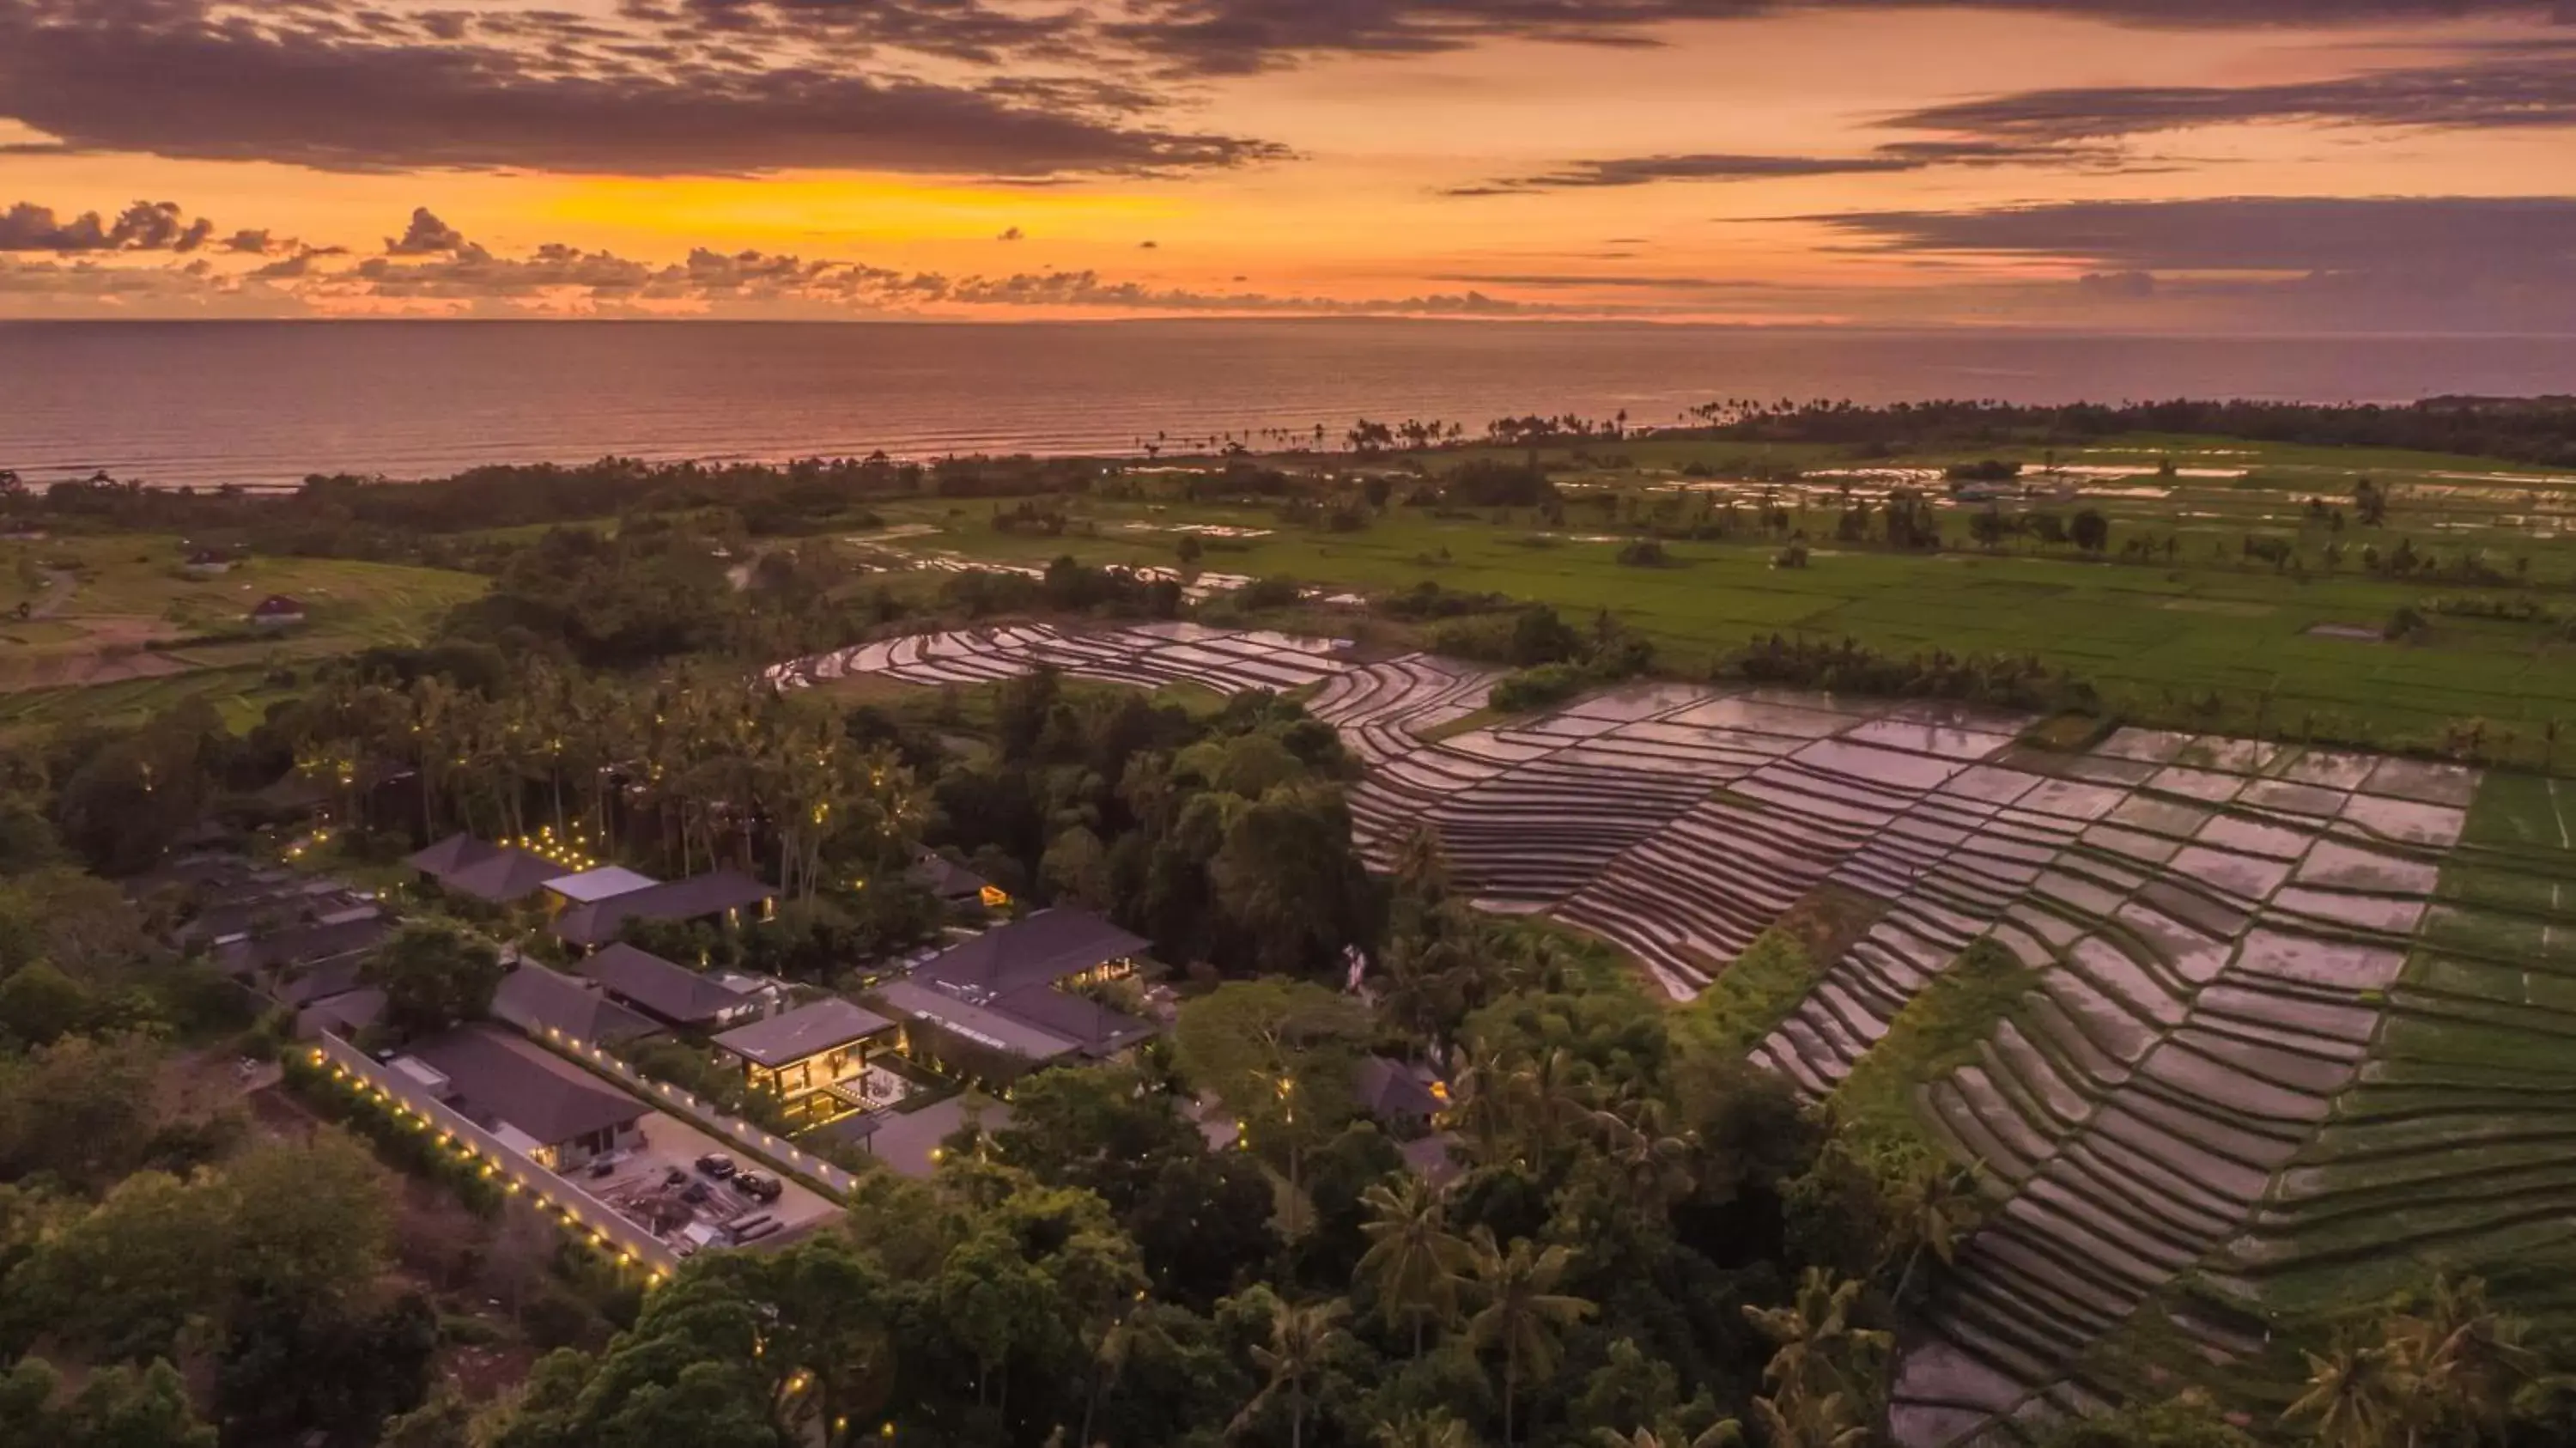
[
  {"xmin": 696, "ymin": 1153, "xmax": 737, "ymax": 1179},
  {"xmin": 735, "ymin": 1171, "xmax": 783, "ymax": 1202},
  {"xmin": 680, "ymin": 1181, "xmax": 710, "ymax": 1205},
  {"xmin": 663, "ymin": 1165, "xmax": 690, "ymax": 1187}
]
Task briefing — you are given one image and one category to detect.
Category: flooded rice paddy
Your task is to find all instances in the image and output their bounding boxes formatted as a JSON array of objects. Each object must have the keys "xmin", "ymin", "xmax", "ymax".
[{"xmin": 773, "ymin": 625, "xmax": 2574, "ymax": 1445}]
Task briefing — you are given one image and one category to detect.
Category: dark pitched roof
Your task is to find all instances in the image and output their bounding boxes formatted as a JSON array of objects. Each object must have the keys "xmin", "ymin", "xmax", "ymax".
[
  {"xmin": 577, "ymin": 942, "xmax": 762, "ymax": 1026},
  {"xmin": 274, "ymin": 953, "xmax": 372, "ymax": 1007},
  {"xmin": 251, "ymin": 595, "xmax": 305, "ymax": 617},
  {"xmin": 219, "ymin": 913, "xmax": 391, "ymax": 979},
  {"xmin": 406, "ymin": 1026, "xmax": 646, "ymax": 1147},
  {"xmin": 1354, "ymin": 1056, "xmax": 1444, "ymax": 1122},
  {"xmin": 410, "ymin": 835, "xmax": 571, "ymax": 904},
  {"xmin": 907, "ymin": 851, "xmax": 990, "ymax": 902},
  {"xmin": 492, "ymin": 964, "xmax": 662, "ymax": 1047},
  {"xmin": 873, "ymin": 978, "xmax": 1081, "ymax": 1064},
  {"xmin": 296, "ymin": 988, "xmax": 386, "ymax": 1037},
  {"xmin": 987, "ymin": 985, "xmax": 1157, "ymax": 1061},
  {"xmin": 553, "ymin": 871, "xmax": 775, "ymax": 947},
  {"xmin": 409, "ymin": 833, "xmax": 481, "ymax": 876},
  {"xmin": 714, "ymin": 998, "xmax": 895, "ymax": 1068},
  {"xmin": 914, "ymin": 910, "xmax": 1147, "ymax": 1005}
]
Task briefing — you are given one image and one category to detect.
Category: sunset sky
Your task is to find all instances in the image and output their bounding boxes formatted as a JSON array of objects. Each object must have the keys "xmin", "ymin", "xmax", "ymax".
[{"xmin": 1, "ymin": 0, "xmax": 2570, "ymax": 328}]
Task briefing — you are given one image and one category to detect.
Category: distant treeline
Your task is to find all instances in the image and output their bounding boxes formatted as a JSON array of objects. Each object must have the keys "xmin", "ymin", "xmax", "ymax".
[
  {"xmin": 1686, "ymin": 397, "xmax": 2576, "ymax": 468},
  {"xmin": 0, "ymin": 453, "xmax": 1109, "ymax": 561}
]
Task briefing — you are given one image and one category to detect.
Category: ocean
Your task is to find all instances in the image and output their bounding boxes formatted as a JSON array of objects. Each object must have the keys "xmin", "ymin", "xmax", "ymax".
[{"xmin": 3, "ymin": 319, "xmax": 2573, "ymax": 488}]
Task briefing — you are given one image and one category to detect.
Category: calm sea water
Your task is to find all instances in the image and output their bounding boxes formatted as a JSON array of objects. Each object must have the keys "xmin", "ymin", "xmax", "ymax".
[{"xmin": 3, "ymin": 319, "xmax": 2573, "ymax": 487}]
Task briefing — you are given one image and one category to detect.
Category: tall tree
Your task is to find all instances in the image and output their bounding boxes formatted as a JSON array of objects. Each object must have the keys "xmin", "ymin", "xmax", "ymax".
[
  {"xmin": 1464, "ymin": 1229, "xmax": 1595, "ymax": 1448},
  {"xmin": 1357, "ymin": 1176, "xmax": 1473, "ymax": 1358},
  {"xmin": 1232, "ymin": 1297, "xmax": 1350, "ymax": 1448}
]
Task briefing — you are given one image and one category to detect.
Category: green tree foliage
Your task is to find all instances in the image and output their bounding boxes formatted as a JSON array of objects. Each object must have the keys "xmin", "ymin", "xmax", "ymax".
[
  {"xmin": 0, "ymin": 1357, "xmax": 216, "ymax": 1448},
  {"xmin": 361, "ymin": 918, "xmax": 507, "ymax": 1038},
  {"xmin": 0, "ymin": 1031, "xmax": 161, "ymax": 1189}
]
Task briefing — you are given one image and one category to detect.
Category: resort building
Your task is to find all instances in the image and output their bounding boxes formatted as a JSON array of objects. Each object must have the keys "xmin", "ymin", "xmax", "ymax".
[
  {"xmin": 575, "ymin": 941, "xmax": 780, "ymax": 1032},
  {"xmin": 871, "ymin": 909, "xmax": 1157, "ymax": 1084},
  {"xmin": 247, "ymin": 595, "xmax": 307, "ymax": 628},
  {"xmin": 907, "ymin": 850, "xmax": 1009, "ymax": 910},
  {"xmin": 551, "ymin": 870, "xmax": 778, "ymax": 949},
  {"xmin": 398, "ymin": 1026, "xmax": 646, "ymax": 1171},
  {"xmin": 1353, "ymin": 1056, "xmax": 1448, "ymax": 1135},
  {"xmin": 409, "ymin": 833, "xmax": 573, "ymax": 907},
  {"xmin": 913, "ymin": 907, "xmax": 1145, "ymax": 1003},
  {"xmin": 712, "ymin": 998, "xmax": 898, "ymax": 1126},
  {"xmin": 490, "ymin": 963, "xmax": 664, "ymax": 1050}
]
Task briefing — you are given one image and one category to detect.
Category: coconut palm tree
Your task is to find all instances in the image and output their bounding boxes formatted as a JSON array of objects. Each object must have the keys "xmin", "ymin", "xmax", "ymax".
[
  {"xmin": 2384, "ymin": 1275, "xmax": 2539, "ymax": 1445},
  {"xmin": 2284, "ymin": 1344, "xmax": 2406, "ymax": 1448},
  {"xmin": 1590, "ymin": 1096, "xmax": 1698, "ymax": 1211},
  {"xmin": 1593, "ymin": 1424, "xmax": 1742, "ymax": 1448},
  {"xmin": 1081, "ymin": 1303, "xmax": 1176, "ymax": 1448},
  {"xmin": 1743, "ymin": 1269, "xmax": 1891, "ymax": 1448},
  {"xmin": 1232, "ymin": 1298, "xmax": 1350, "ymax": 1448},
  {"xmin": 1357, "ymin": 1177, "xmax": 1473, "ymax": 1358},
  {"xmin": 1376, "ymin": 1412, "xmax": 1478, "ymax": 1448},
  {"xmin": 1464, "ymin": 1228, "xmax": 1595, "ymax": 1448},
  {"xmin": 1888, "ymin": 1159, "xmax": 1985, "ymax": 1305},
  {"xmin": 1507, "ymin": 1046, "xmax": 1594, "ymax": 1159}
]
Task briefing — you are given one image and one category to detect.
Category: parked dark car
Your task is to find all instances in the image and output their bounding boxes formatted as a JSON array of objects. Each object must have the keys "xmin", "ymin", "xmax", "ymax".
[
  {"xmin": 735, "ymin": 1171, "xmax": 783, "ymax": 1202},
  {"xmin": 680, "ymin": 1181, "xmax": 711, "ymax": 1205},
  {"xmin": 664, "ymin": 1166, "xmax": 689, "ymax": 1187},
  {"xmin": 696, "ymin": 1153, "xmax": 737, "ymax": 1179}
]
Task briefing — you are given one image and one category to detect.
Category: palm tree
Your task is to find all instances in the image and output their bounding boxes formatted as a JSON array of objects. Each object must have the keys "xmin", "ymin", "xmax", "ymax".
[
  {"xmin": 1464, "ymin": 1228, "xmax": 1595, "ymax": 1448},
  {"xmin": 1082, "ymin": 1304, "xmax": 1176, "ymax": 1448},
  {"xmin": 2283, "ymin": 1345, "xmax": 2406, "ymax": 1448},
  {"xmin": 1507, "ymin": 1046, "xmax": 1593, "ymax": 1159},
  {"xmin": 1888, "ymin": 1159, "xmax": 1984, "ymax": 1305},
  {"xmin": 1357, "ymin": 1177, "xmax": 1473, "ymax": 1357},
  {"xmin": 1376, "ymin": 1413, "xmax": 1478, "ymax": 1448},
  {"xmin": 1233, "ymin": 1298, "xmax": 1349, "ymax": 1448},
  {"xmin": 2383, "ymin": 1275, "xmax": 2538, "ymax": 1445},
  {"xmin": 1446, "ymin": 1048, "xmax": 1516, "ymax": 1164},
  {"xmin": 1591, "ymin": 1096, "xmax": 1698, "ymax": 1210},
  {"xmin": 1742, "ymin": 1269, "xmax": 1891, "ymax": 1448},
  {"xmin": 1593, "ymin": 1425, "xmax": 1742, "ymax": 1448}
]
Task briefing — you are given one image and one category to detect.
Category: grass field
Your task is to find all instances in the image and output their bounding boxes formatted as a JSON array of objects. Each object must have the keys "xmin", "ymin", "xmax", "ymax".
[
  {"xmin": 845, "ymin": 431, "xmax": 2576, "ymax": 756},
  {"xmin": 0, "ymin": 534, "xmax": 486, "ymax": 730}
]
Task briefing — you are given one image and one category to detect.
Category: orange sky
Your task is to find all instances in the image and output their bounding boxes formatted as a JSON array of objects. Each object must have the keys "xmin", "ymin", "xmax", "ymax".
[{"xmin": 0, "ymin": 1, "xmax": 2568, "ymax": 328}]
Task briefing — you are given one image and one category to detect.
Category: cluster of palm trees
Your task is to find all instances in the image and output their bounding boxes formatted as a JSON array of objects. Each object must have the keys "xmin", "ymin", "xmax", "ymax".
[
  {"xmin": 1245, "ymin": 1177, "xmax": 1591, "ymax": 1448},
  {"xmin": 282, "ymin": 660, "xmax": 927, "ymax": 894},
  {"xmin": 2284, "ymin": 1276, "xmax": 2543, "ymax": 1448},
  {"xmin": 1337, "ymin": 1176, "xmax": 1897, "ymax": 1448}
]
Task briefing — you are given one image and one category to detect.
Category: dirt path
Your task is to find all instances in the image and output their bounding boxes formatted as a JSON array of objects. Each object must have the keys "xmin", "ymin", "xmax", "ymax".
[{"xmin": 25, "ymin": 568, "xmax": 76, "ymax": 619}]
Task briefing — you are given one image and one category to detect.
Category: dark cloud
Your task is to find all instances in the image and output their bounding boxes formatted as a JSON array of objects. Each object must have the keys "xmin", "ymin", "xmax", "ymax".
[
  {"xmin": 617, "ymin": 0, "xmax": 1092, "ymax": 66},
  {"xmin": 1447, "ymin": 136, "xmax": 2135, "ymax": 193},
  {"xmin": 1884, "ymin": 51, "xmax": 2576, "ymax": 141},
  {"xmin": 1109, "ymin": 1, "xmax": 2566, "ymax": 76},
  {"xmin": 0, "ymin": 0, "xmax": 1286, "ymax": 179},
  {"xmin": 1450, "ymin": 153, "xmax": 1922, "ymax": 194},
  {"xmin": 386, "ymin": 207, "xmax": 479, "ymax": 257},
  {"xmin": 997, "ymin": 226, "xmax": 1026, "ymax": 241},
  {"xmin": 1429, "ymin": 271, "xmax": 1788, "ymax": 289},
  {"xmin": 0, "ymin": 199, "xmax": 216, "ymax": 252},
  {"xmin": 1790, "ymin": 195, "xmax": 2576, "ymax": 328},
  {"xmin": 1798, "ymin": 196, "xmax": 2576, "ymax": 280}
]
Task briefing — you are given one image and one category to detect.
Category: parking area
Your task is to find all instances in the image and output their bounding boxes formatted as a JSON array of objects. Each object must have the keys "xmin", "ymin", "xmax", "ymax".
[{"xmin": 586, "ymin": 1109, "xmax": 840, "ymax": 1254}]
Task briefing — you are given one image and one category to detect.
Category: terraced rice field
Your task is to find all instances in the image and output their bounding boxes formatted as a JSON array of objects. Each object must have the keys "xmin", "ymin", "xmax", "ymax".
[
  {"xmin": 764, "ymin": 621, "xmax": 1351, "ymax": 694},
  {"xmin": 775, "ymin": 624, "xmax": 2576, "ymax": 1444}
]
